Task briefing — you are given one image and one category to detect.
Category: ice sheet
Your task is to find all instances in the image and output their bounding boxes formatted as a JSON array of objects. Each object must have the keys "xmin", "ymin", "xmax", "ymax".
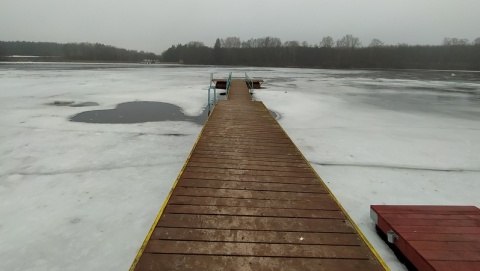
[
  {"xmin": 0, "ymin": 63, "xmax": 209, "ymax": 270},
  {"xmin": 253, "ymin": 67, "xmax": 480, "ymax": 271},
  {"xmin": 1, "ymin": 63, "xmax": 480, "ymax": 271}
]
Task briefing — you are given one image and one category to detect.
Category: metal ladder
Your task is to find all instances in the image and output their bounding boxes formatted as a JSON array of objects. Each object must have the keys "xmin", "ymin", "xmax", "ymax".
[{"xmin": 208, "ymin": 72, "xmax": 232, "ymax": 115}]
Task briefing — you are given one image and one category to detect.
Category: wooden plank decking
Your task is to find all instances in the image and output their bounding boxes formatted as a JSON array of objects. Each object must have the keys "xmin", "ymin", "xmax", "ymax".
[
  {"xmin": 371, "ymin": 205, "xmax": 480, "ymax": 271},
  {"xmin": 130, "ymin": 79, "xmax": 387, "ymax": 271}
]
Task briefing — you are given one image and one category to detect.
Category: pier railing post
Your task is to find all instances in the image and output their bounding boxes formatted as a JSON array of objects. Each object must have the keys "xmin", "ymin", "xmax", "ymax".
[
  {"xmin": 245, "ymin": 72, "xmax": 254, "ymax": 97},
  {"xmin": 208, "ymin": 73, "xmax": 218, "ymax": 115},
  {"xmin": 207, "ymin": 86, "xmax": 211, "ymax": 115},
  {"xmin": 208, "ymin": 73, "xmax": 213, "ymax": 115},
  {"xmin": 226, "ymin": 72, "xmax": 232, "ymax": 97},
  {"xmin": 213, "ymin": 87, "xmax": 216, "ymax": 105}
]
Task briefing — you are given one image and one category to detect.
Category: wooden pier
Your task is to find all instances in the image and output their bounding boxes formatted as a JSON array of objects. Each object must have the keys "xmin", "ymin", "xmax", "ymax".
[{"xmin": 130, "ymin": 79, "xmax": 387, "ymax": 271}]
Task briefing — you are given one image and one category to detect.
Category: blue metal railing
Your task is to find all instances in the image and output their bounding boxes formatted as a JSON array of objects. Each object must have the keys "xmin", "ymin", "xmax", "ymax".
[
  {"xmin": 245, "ymin": 72, "xmax": 254, "ymax": 94},
  {"xmin": 208, "ymin": 72, "xmax": 233, "ymax": 114},
  {"xmin": 226, "ymin": 72, "xmax": 232, "ymax": 96}
]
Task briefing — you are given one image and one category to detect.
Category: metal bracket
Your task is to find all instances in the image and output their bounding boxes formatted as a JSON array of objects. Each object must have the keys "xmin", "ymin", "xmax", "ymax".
[
  {"xmin": 370, "ymin": 209, "xmax": 378, "ymax": 224},
  {"xmin": 387, "ymin": 230, "xmax": 398, "ymax": 244}
]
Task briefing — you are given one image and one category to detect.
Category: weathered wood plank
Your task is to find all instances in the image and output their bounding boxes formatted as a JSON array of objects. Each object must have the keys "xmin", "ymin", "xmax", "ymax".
[
  {"xmin": 172, "ymin": 187, "xmax": 329, "ymax": 200},
  {"xmin": 151, "ymin": 228, "xmax": 360, "ymax": 245},
  {"xmin": 177, "ymin": 178, "xmax": 327, "ymax": 193},
  {"xmin": 183, "ymin": 167, "xmax": 317, "ymax": 178},
  {"xmin": 145, "ymin": 240, "xmax": 369, "ymax": 259},
  {"xmin": 180, "ymin": 172, "xmax": 319, "ymax": 184},
  {"xmin": 168, "ymin": 196, "xmax": 340, "ymax": 210},
  {"xmin": 156, "ymin": 214, "xmax": 354, "ymax": 233},
  {"xmin": 136, "ymin": 254, "xmax": 384, "ymax": 271},
  {"xmin": 164, "ymin": 205, "xmax": 344, "ymax": 219}
]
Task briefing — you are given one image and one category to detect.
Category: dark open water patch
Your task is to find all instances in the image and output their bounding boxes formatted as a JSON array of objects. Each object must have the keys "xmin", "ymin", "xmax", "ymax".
[{"xmin": 70, "ymin": 101, "xmax": 207, "ymax": 125}]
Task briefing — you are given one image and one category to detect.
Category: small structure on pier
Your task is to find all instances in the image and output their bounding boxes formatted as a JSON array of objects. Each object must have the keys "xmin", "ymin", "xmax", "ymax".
[{"xmin": 212, "ymin": 77, "xmax": 263, "ymax": 89}]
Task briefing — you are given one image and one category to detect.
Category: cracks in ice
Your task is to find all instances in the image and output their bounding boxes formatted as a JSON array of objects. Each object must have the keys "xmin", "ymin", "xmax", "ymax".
[
  {"xmin": 284, "ymin": 126, "xmax": 480, "ymax": 131},
  {"xmin": 311, "ymin": 161, "xmax": 480, "ymax": 173},
  {"xmin": 1, "ymin": 123, "xmax": 192, "ymax": 137},
  {"xmin": 2, "ymin": 161, "xmax": 183, "ymax": 177}
]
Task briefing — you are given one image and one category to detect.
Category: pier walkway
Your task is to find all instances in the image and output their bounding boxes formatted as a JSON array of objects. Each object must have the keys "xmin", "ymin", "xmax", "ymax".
[{"xmin": 130, "ymin": 79, "xmax": 387, "ymax": 271}]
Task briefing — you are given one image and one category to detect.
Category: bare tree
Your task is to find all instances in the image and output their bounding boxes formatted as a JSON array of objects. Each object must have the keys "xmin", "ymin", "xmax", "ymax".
[
  {"xmin": 283, "ymin": 40, "xmax": 300, "ymax": 47},
  {"xmin": 472, "ymin": 37, "xmax": 480, "ymax": 45},
  {"xmin": 223, "ymin": 37, "xmax": 241, "ymax": 48},
  {"xmin": 443, "ymin": 37, "xmax": 469, "ymax": 46},
  {"xmin": 242, "ymin": 39, "xmax": 255, "ymax": 48},
  {"xmin": 187, "ymin": 41, "xmax": 205, "ymax": 48},
  {"xmin": 458, "ymin": 39, "xmax": 469, "ymax": 45},
  {"xmin": 369, "ymin": 38, "xmax": 384, "ymax": 47},
  {"xmin": 301, "ymin": 41, "xmax": 309, "ymax": 47},
  {"xmin": 336, "ymin": 34, "xmax": 362, "ymax": 49},
  {"xmin": 264, "ymin": 37, "xmax": 282, "ymax": 47},
  {"xmin": 253, "ymin": 38, "xmax": 261, "ymax": 47},
  {"xmin": 240, "ymin": 41, "xmax": 249, "ymax": 48},
  {"xmin": 319, "ymin": 36, "xmax": 334, "ymax": 48}
]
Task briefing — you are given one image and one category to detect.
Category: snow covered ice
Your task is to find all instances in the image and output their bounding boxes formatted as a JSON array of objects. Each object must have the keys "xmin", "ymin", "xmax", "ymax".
[
  {"xmin": 0, "ymin": 63, "xmax": 208, "ymax": 271},
  {"xmin": 1, "ymin": 63, "xmax": 480, "ymax": 271}
]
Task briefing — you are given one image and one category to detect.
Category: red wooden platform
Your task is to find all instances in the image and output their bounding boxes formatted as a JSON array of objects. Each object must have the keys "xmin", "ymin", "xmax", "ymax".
[{"xmin": 371, "ymin": 205, "xmax": 480, "ymax": 271}]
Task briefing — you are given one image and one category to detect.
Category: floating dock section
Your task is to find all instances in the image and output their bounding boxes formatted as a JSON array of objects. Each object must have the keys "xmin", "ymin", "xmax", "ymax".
[
  {"xmin": 371, "ymin": 205, "xmax": 480, "ymax": 271},
  {"xmin": 130, "ymin": 79, "xmax": 387, "ymax": 271}
]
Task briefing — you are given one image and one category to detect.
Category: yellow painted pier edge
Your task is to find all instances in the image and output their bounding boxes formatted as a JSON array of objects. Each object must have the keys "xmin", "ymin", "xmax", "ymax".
[
  {"xmin": 128, "ymin": 108, "xmax": 214, "ymax": 271},
  {"xmin": 262, "ymin": 101, "xmax": 391, "ymax": 271}
]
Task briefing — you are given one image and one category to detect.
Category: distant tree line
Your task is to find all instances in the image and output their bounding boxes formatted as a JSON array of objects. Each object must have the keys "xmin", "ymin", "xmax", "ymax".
[
  {"xmin": 62, "ymin": 43, "xmax": 159, "ymax": 62},
  {"xmin": 162, "ymin": 35, "xmax": 480, "ymax": 70},
  {"xmin": 2, "ymin": 37, "xmax": 479, "ymax": 69},
  {"xmin": 0, "ymin": 41, "xmax": 64, "ymax": 56},
  {"xmin": 0, "ymin": 41, "xmax": 160, "ymax": 62}
]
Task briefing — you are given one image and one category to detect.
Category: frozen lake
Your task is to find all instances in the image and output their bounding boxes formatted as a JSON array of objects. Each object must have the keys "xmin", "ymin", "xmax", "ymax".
[{"xmin": 1, "ymin": 62, "xmax": 479, "ymax": 271}]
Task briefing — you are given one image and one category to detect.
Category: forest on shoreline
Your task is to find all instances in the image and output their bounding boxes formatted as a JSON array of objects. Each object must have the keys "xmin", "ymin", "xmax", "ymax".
[
  {"xmin": 0, "ymin": 41, "xmax": 160, "ymax": 62},
  {"xmin": 163, "ymin": 36, "xmax": 480, "ymax": 70},
  {"xmin": 1, "ymin": 36, "xmax": 480, "ymax": 70}
]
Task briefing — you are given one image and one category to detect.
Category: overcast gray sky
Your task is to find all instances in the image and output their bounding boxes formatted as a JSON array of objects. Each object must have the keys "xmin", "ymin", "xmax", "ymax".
[{"xmin": 1, "ymin": 0, "xmax": 479, "ymax": 54}]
